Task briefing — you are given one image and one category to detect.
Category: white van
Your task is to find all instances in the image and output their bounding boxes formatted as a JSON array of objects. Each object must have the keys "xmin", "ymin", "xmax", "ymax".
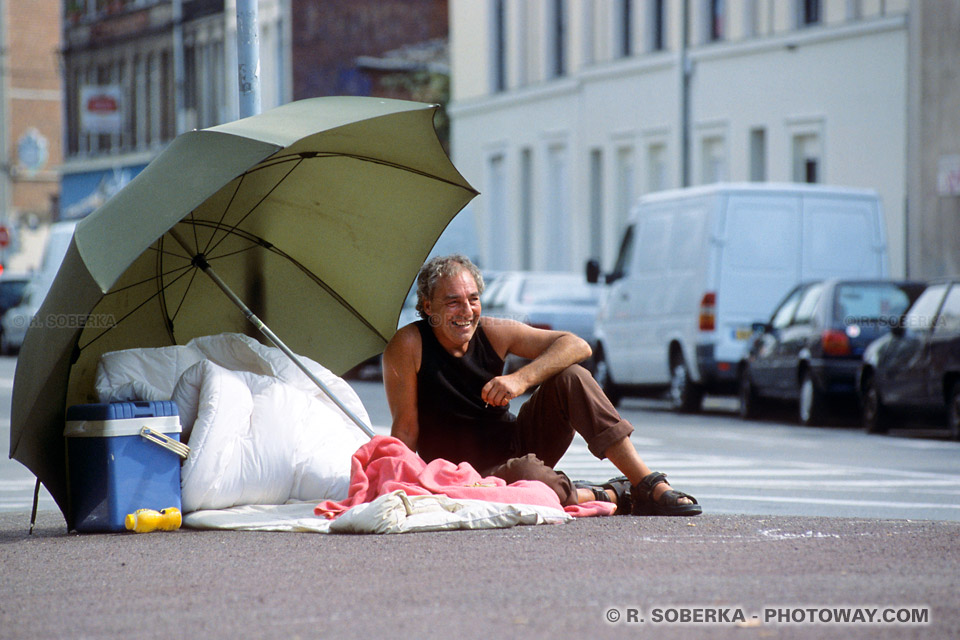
[
  {"xmin": 1, "ymin": 220, "xmax": 79, "ymax": 354},
  {"xmin": 587, "ymin": 183, "xmax": 889, "ymax": 411}
]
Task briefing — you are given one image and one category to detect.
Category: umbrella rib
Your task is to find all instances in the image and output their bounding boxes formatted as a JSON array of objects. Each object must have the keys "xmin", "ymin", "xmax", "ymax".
[
  {"xmin": 190, "ymin": 212, "xmax": 202, "ymax": 256},
  {"xmin": 246, "ymin": 151, "xmax": 480, "ymax": 194},
  {"xmin": 202, "ymin": 173, "xmax": 247, "ymax": 256},
  {"xmin": 169, "ymin": 263, "xmax": 201, "ymax": 325},
  {"xmin": 102, "ymin": 262, "xmax": 194, "ymax": 296},
  {"xmin": 205, "ymin": 158, "xmax": 303, "ymax": 258},
  {"xmin": 78, "ymin": 265, "xmax": 197, "ymax": 352},
  {"xmin": 202, "ymin": 244, "xmax": 259, "ymax": 262},
  {"xmin": 147, "ymin": 245, "xmax": 194, "ymax": 260}
]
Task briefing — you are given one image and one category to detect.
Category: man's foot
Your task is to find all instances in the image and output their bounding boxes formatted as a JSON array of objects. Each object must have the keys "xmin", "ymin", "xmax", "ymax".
[{"xmin": 631, "ymin": 471, "xmax": 701, "ymax": 516}]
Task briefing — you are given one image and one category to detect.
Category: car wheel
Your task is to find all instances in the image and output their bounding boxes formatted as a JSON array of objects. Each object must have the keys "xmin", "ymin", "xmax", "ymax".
[
  {"xmin": 862, "ymin": 373, "xmax": 890, "ymax": 434},
  {"xmin": 798, "ymin": 370, "xmax": 827, "ymax": 426},
  {"xmin": 948, "ymin": 381, "xmax": 960, "ymax": 441},
  {"xmin": 738, "ymin": 367, "xmax": 760, "ymax": 420},
  {"xmin": 594, "ymin": 349, "xmax": 622, "ymax": 407},
  {"xmin": 670, "ymin": 360, "xmax": 703, "ymax": 413}
]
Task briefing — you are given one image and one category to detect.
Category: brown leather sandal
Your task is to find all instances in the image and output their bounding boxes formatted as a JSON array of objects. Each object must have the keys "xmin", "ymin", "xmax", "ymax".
[{"xmin": 631, "ymin": 471, "xmax": 702, "ymax": 516}]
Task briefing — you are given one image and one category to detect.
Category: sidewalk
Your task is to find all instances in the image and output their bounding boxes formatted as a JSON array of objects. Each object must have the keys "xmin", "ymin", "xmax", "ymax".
[{"xmin": 1, "ymin": 509, "xmax": 956, "ymax": 639}]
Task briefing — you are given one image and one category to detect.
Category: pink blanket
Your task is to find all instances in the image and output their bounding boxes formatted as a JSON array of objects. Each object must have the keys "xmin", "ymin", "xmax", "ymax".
[{"xmin": 315, "ymin": 436, "xmax": 615, "ymax": 518}]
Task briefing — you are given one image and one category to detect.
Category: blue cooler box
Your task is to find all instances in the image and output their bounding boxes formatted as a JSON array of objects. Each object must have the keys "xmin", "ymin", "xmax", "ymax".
[{"xmin": 64, "ymin": 401, "xmax": 184, "ymax": 532}]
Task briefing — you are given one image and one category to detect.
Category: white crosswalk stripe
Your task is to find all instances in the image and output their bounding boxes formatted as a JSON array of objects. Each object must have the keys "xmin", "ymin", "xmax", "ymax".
[{"xmin": 553, "ymin": 433, "xmax": 960, "ymax": 519}]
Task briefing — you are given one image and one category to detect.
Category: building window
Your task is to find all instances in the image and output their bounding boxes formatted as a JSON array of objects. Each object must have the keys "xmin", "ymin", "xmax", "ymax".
[
  {"xmin": 520, "ymin": 148, "xmax": 533, "ymax": 269},
  {"xmin": 589, "ymin": 149, "xmax": 604, "ymax": 260},
  {"xmin": 799, "ymin": 0, "xmax": 821, "ymax": 26},
  {"xmin": 486, "ymin": 153, "xmax": 508, "ymax": 268},
  {"xmin": 701, "ymin": 136, "xmax": 726, "ymax": 183},
  {"xmin": 618, "ymin": 0, "xmax": 633, "ymax": 57},
  {"xmin": 492, "ymin": 0, "xmax": 506, "ymax": 91},
  {"xmin": 749, "ymin": 128, "xmax": 766, "ymax": 181},
  {"xmin": 550, "ymin": 0, "xmax": 567, "ymax": 78},
  {"xmin": 546, "ymin": 143, "xmax": 570, "ymax": 269},
  {"xmin": 743, "ymin": 0, "xmax": 759, "ymax": 37},
  {"xmin": 792, "ymin": 133, "xmax": 821, "ymax": 183},
  {"xmin": 649, "ymin": 0, "xmax": 665, "ymax": 51},
  {"xmin": 647, "ymin": 142, "xmax": 667, "ymax": 192},
  {"xmin": 616, "ymin": 146, "xmax": 635, "ymax": 231},
  {"xmin": 709, "ymin": 0, "xmax": 725, "ymax": 41}
]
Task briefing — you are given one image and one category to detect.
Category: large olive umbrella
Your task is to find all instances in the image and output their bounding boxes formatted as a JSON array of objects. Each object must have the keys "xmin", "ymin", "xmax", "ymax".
[{"xmin": 8, "ymin": 96, "xmax": 477, "ymax": 519}]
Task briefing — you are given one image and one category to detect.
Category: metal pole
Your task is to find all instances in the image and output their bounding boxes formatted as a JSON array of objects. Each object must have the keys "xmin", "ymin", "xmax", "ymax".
[
  {"xmin": 167, "ymin": 228, "xmax": 375, "ymax": 439},
  {"xmin": 680, "ymin": 0, "xmax": 691, "ymax": 188},
  {"xmin": 235, "ymin": 0, "xmax": 262, "ymax": 118},
  {"xmin": 172, "ymin": 0, "xmax": 187, "ymax": 134}
]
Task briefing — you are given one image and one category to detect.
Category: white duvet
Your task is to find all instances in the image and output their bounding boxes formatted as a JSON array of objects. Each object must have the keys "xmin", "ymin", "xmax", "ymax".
[{"xmin": 95, "ymin": 333, "xmax": 369, "ymax": 512}]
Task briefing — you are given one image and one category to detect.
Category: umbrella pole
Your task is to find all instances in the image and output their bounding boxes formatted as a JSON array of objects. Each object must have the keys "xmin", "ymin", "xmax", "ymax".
[{"xmin": 168, "ymin": 229, "xmax": 376, "ymax": 439}]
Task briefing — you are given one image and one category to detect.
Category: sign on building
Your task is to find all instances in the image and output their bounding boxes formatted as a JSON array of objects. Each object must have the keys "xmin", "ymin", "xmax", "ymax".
[{"xmin": 80, "ymin": 85, "xmax": 124, "ymax": 135}]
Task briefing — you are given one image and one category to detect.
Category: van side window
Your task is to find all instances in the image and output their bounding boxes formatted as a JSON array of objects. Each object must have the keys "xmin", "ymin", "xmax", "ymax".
[
  {"xmin": 771, "ymin": 288, "xmax": 803, "ymax": 330},
  {"xmin": 611, "ymin": 225, "xmax": 635, "ymax": 279},
  {"xmin": 792, "ymin": 283, "xmax": 823, "ymax": 325}
]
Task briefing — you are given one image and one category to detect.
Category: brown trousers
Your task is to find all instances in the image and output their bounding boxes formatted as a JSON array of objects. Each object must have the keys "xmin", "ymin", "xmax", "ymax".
[{"xmin": 480, "ymin": 365, "xmax": 634, "ymax": 506}]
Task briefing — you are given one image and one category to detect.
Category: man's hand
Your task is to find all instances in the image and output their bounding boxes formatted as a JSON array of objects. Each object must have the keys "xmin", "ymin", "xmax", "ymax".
[
  {"xmin": 481, "ymin": 318, "xmax": 592, "ymax": 402},
  {"xmin": 481, "ymin": 373, "xmax": 526, "ymax": 407}
]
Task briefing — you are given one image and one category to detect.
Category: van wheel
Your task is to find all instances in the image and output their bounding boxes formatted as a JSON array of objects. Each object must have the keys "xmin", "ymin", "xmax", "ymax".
[
  {"xmin": 670, "ymin": 362, "xmax": 703, "ymax": 413},
  {"xmin": 948, "ymin": 381, "xmax": 960, "ymax": 441},
  {"xmin": 738, "ymin": 367, "xmax": 760, "ymax": 420},
  {"xmin": 861, "ymin": 373, "xmax": 890, "ymax": 434},
  {"xmin": 799, "ymin": 370, "xmax": 827, "ymax": 426},
  {"xmin": 594, "ymin": 350, "xmax": 622, "ymax": 407}
]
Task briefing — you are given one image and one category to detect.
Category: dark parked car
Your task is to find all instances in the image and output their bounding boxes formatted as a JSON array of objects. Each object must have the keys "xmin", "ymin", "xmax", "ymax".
[
  {"xmin": 0, "ymin": 273, "xmax": 30, "ymax": 354},
  {"xmin": 739, "ymin": 279, "xmax": 925, "ymax": 425},
  {"xmin": 858, "ymin": 278, "xmax": 960, "ymax": 439}
]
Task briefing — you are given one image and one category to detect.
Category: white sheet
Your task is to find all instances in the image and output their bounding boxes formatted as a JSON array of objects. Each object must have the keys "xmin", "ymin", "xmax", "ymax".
[{"xmin": 182, "ymin": 490, "xmax": 572, "ymax": 534}]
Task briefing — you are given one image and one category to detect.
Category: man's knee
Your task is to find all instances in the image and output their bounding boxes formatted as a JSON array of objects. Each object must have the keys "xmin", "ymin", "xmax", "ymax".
[{"xmin": 543, "ymin": 363, "xmax": 593, "ymax": 393}]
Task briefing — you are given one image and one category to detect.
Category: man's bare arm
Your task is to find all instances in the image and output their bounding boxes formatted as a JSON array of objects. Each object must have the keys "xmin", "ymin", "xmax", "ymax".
[
  {"xmin": 480, "ymin": 318, "xmax": 591, "ymax": 407},
  {"xmin": 382, "ymin": 325, "xmax": 421, "ymax": 451}
]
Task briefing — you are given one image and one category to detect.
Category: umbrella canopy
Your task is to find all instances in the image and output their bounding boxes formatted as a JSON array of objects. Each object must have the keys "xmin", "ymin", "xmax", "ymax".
[{"xmin": 9, "ymin": 96, "xmax": 477, "ymax": 517}]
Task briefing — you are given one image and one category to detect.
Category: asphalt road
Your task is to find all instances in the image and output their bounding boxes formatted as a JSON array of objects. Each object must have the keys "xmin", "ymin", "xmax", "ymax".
[
  {"xmin": 3, "ymin": 358, "xmax": 960, "ymax": 638},
  {"xmin": 2, "ymin": 509, "xmax": 956, "ymax": 639}
]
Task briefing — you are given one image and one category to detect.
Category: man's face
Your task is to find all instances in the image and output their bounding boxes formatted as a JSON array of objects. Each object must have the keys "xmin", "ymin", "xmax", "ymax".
[{"xmin": 423, "ymin": 269, "xmax": 482, "ymax": 351}]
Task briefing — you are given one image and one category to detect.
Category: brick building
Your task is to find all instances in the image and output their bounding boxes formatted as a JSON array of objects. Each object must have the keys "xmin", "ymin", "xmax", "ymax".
[
  {"xmin": 0, "ymin": 0, "xmax": 63, "ymax": 269},
  {"xmin": 291, "ymin": 0, "xmax": 447, "ymax": 99}
]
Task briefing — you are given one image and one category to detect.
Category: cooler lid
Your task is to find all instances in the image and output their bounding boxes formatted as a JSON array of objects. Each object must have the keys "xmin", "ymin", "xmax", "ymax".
[{"xmin": 64, "ymin": 415, "xmax": 182, "ymax": 437}]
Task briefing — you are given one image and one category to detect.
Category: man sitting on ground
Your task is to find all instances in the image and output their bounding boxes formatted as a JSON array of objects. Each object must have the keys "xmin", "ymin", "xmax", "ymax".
[{"xmin": 382, "ymin": 254, "xmax": 700, "ymax": 516}]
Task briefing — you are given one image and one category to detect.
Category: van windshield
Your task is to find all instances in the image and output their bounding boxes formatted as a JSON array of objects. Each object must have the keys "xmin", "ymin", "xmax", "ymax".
[{"xmin": 611, "ymin": 225, "xmax": 635, "ymax": 278}]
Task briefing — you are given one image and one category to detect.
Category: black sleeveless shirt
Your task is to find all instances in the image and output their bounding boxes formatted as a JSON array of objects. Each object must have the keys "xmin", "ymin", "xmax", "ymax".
[{"xmin": 415, "ymin": 319, "xmax": 517, "ymax": 471}]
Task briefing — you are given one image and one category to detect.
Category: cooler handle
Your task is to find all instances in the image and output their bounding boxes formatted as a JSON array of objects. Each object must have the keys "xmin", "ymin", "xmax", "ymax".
[{"xmin": 139, "ymin": 426, "xmax": 190, "ymax": 459}]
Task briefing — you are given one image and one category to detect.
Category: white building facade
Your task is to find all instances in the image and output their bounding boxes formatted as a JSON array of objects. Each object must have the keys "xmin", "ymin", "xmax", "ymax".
[{"xmin": 449, "ymin": 0, "xmax": 911, "ymax": 275}]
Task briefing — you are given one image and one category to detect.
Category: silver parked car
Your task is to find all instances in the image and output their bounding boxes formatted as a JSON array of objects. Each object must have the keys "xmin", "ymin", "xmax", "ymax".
[
  {"xmin": 481, "ymin": 271, "xmax": 604, "ymax": 374},
  {"xmin": 1, "ymin": 221, "xmax": 78, "ymax": 355}
]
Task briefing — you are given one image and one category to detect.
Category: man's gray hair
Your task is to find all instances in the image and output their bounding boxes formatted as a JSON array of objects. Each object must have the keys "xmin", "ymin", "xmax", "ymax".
[{"xmin": 415, "ymin": 254, "xmax": 485, "ymax": 319}]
